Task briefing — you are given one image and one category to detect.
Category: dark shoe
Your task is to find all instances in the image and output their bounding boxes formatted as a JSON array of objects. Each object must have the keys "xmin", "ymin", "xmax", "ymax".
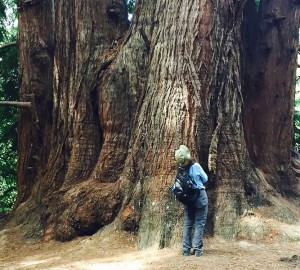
[
  {"xmin": 190, "ymin": 248, "xmax": 195, "ymax": 255},
  {"xmin": 182, "ymin": 250, "xmax": 190, "ymax": 256},
  {"xmin": 195, "ymin": 250, "xmax": 203, "ymax": 257}
]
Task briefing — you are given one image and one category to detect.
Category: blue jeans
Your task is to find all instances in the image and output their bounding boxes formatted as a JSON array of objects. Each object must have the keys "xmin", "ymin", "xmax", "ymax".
[{"xmin": 182, "ymin": 191, "xmax": 208, "ymax": 252}]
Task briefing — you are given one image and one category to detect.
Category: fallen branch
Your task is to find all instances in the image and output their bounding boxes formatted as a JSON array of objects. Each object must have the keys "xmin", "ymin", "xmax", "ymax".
[
  {"xmin": 0, "ymin": 41, "xmax": 17, "ymax": 51},
  {"xmin": 0, "ymin": 101, "xmax": 32, "ymax": 109}
]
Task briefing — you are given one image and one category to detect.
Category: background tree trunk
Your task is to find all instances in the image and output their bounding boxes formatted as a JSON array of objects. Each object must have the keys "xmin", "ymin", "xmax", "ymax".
[
  {"xmin": 8, "ymin": 0, "xmax": 300, "ymax": 247},
  {"xmin": 243, "ymin": 0, "xmax": 300, "ymax": 200},
  {"xmin": 16, "ymin": 0, "xmax": 54, "ymax": 205},
  {"xmin": 243, "ymin": 0, "xmax": 298, "ymax": 172}
]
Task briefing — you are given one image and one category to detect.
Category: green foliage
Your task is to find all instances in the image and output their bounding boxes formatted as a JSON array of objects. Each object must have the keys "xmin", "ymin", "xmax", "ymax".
[
  {"xmin": 0, "ymin": 0, "xmax": 17, "ymax": 38},
  {"xmin": 0, "ymin": 0, "xmax": 18, "ymax": 214},
  {"xmin": 294, "ymin": 44, "xmax": 300, "ymax": 150},
  {"xmin": 125, "ymin": 0, "xmax": 135, "ymax": 14},
  {"xmin": 0, "ymin": 0, "xmax": 7, "ymax": 41},
  {"xmin": 294, "ymin": 117, "xmax": 300, "ymax": 149},
  {"xmin": 255, "ymin": 0, "xmax": 260, "ymax": 9},
  {"xmin": 295, "ymin": 91, "xmax": 300, "ymax": 149},
  {"xmin": 0, "ymin": 177, "xmax": 17, "ymax": 213}
]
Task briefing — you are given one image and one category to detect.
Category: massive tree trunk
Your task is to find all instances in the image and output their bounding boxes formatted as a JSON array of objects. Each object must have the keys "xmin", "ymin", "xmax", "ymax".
[
  {"xmin": 8, "ymin": 0, "xmax": 300, "ymax": 247},
  {"xmin": 242, "ymin": 0, "xmax": 300, "ymax": 215},
  {"xmin": 244, "ymin": 0, "xmax": 298, "ymax": 174}
]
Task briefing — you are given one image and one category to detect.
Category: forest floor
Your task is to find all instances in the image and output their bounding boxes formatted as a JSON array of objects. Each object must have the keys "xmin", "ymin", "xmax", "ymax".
[{"xmin": 0, "ymin": 220, "xmax": 300, "ymax": 270}]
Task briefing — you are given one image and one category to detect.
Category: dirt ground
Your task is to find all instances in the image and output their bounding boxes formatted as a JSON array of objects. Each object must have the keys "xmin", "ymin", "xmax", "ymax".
[{"xmin": 0, "ymin": 224, "xmax": 299, "ymax": 270}]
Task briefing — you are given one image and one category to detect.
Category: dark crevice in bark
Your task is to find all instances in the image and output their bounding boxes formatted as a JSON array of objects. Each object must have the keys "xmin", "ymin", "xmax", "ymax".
[{"xmin": 90, "ymin": 87, "xmax": 103, "ymax": 152}]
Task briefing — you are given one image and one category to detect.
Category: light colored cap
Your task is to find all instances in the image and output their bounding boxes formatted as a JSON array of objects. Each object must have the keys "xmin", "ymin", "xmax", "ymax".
[{"xmin": 174, "ymin": 145, "xmax": 191, "ymax": 166}]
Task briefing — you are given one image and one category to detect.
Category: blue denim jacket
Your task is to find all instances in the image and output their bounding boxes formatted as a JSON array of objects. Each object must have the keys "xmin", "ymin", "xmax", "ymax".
[
  {"xmin": 186, "ymin": 163, "xmax": 208, "ymax": 208},
  {"xmin": 170, "ymin": 162, "xmax": 208, "ymax": 192},
  {"xmin": 188, "ymin": 163, "xmax": 208, "ymax": 190}
]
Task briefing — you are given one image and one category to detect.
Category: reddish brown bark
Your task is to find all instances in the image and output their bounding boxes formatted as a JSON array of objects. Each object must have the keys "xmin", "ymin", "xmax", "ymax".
[
  {"xmin": 17, "ymin": 0, "xmax": 54, "ymax": 204},
  {"xmin": 243, "ymin": 0, "xmax": 300, "ymax": 197},
  {"xmin": 243, "ymin": 0, "xmax": 298, "ymax": 171},
  {"xmin": 8, "ymin": 0, "xmax": 300, "ymax": 247}
]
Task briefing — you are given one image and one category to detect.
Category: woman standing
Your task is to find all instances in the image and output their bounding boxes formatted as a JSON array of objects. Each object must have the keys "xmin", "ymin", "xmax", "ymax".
[{"xmin": 174, "ymin": 145, "xmax": 208, "ymax": 257}]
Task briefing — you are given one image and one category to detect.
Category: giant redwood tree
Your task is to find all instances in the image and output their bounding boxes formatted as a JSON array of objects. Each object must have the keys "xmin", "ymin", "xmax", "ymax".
[{"xmin": 4, "ymin": 0, "xmax": 300, "ymax": 247}]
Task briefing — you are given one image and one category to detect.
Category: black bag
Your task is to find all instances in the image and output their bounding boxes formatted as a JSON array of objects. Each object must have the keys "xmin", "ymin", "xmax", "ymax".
[{"xmin": 172, "ymin": 162, "xmax": 198, "ymax": 205}]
